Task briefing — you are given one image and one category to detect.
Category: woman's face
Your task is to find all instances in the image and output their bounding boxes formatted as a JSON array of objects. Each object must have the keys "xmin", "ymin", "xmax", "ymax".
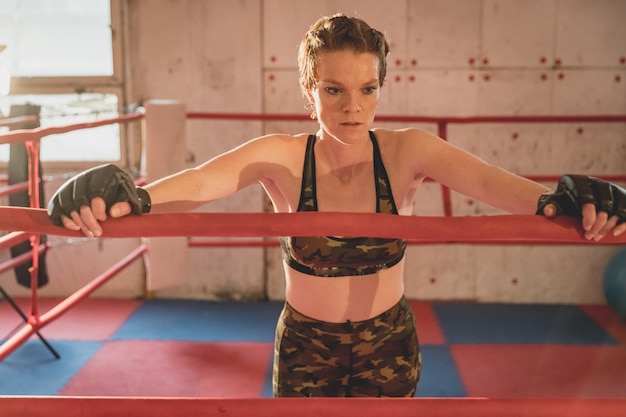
[{"xmin": 307, "ymin": 50, "xmax": 380, "ymax": 143}]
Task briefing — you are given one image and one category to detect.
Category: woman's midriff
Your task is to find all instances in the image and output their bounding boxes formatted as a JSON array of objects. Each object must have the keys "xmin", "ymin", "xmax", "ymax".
[{"xmin": 283, "ymin": 258, "xmax": 406, "ymax": 323}]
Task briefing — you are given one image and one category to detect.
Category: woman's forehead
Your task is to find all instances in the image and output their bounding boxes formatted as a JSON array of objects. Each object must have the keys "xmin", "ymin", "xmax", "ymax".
[{"xmin": 315, "ymin": 50, "xmax": 380, "ymax": 81}]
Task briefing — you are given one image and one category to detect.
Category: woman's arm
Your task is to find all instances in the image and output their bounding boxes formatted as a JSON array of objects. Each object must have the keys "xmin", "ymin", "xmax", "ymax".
[
  {"xmin": 51, "ymin": 134, "xmax": 294, "ymax": 237},
  {"xmin": 408, "ymin": 129, "xmax": 548, "ymax": 214},
  {"xmin": 404, "ymin": 128, "xmax": 626, "ymax": 240}
]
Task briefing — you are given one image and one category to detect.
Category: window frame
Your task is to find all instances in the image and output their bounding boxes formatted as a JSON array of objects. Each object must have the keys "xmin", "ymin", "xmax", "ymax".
[{"xmin": 1, "ymin": 0, "xmax": 132, "ymax": 173}]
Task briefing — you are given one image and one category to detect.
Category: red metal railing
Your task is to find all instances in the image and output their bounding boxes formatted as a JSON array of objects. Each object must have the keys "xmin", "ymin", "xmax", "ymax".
[{"xmin": 0, "ymin": 112, "xmax": 145, "ymax": 361}]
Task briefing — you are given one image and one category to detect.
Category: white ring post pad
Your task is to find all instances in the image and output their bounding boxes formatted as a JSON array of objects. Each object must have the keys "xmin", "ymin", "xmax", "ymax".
[{"xmin": 143, "ymin": 100, "xmax": 190, "ymax": 291}]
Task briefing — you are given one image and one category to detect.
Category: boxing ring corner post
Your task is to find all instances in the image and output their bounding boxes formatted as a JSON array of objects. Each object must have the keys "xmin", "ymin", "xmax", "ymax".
[
  {"xmin": 0, "ymin": 112, "xmax": 147, "ymax": 363},
  {"xmin": 0, "ymin": 397, "xmax": 625, "ymax": 417}
]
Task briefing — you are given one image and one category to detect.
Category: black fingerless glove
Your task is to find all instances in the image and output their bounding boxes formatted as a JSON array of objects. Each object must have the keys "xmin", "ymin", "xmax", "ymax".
[
  {"xmin": 47, "ymin": 164, "xmax": 151, "ymax": 226},
  {"xmin": 536, "ymin": 174, "xmax": 626, "ymax": 223}
]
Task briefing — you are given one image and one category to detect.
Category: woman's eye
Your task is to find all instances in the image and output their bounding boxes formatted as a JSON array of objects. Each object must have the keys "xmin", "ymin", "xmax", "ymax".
[
  {"xmin": 325, "ymin": 87, "xmax": 341, "ymax": 95},
  {"xmin": 363, "ymin": 86, "xmax": 378, "ymax": 94}
]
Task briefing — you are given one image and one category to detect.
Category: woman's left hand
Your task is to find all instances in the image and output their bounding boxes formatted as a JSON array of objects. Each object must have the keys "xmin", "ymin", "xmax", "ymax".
[{"xmin": 537, "ymin": 174, "xmax": 626, "ymax": 241}]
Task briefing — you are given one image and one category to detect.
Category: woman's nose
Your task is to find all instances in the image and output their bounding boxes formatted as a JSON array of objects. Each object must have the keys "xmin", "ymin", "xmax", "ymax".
[{"xmin": 342, "ymin": 94, "xmax": 361, "ymax": 113}]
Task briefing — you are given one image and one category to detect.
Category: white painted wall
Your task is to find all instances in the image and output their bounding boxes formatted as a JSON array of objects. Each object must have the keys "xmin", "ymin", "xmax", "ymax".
[{"xmin": 2, "ymin": 0, "xmax": 624, "ymax": 304}]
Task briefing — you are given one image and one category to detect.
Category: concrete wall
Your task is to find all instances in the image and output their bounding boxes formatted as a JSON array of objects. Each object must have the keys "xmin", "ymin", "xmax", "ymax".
[{"xmin": 2, "ymin": 0, "xmax": 624, "ymax": 304}]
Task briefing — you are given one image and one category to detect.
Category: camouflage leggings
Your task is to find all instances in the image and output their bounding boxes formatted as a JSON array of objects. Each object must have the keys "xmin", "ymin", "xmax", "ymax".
[{"xmin": 273, "ymin": 296, "xmax": 421, "ymax": 397}]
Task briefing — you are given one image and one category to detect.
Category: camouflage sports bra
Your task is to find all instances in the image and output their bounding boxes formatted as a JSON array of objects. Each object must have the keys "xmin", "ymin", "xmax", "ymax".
[{"xmin": 279, "ymin": 131, "xmax": 408, "ymax": 277}]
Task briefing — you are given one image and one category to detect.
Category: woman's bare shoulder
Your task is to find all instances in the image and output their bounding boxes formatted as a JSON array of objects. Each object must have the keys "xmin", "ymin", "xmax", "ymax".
[
  {"xmin": 244, "ymin": 132, "xmax": 310, "ymax": 149},
  {"xmin": 229, "ymin": 133, "xmax": 312, "ymax": 177},
  {"xmin": 226, "ymin": 132, "xmax": 308, "ymax": 159},
  {"xmin": 371, "ymin": 127, "xmax": 442, "ymax": 153}
]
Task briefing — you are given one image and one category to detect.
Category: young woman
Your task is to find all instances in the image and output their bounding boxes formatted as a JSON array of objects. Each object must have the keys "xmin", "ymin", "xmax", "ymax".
[{"xmin": 48, "ymin": 14, "xmax": 626, "ymax": 397}]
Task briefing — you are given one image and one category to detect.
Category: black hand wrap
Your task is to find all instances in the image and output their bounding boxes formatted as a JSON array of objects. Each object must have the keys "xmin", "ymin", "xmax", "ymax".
[
  {"xmin": 47, "ymin": 164, "xmax": 151, "ymax": 226},
  {"xmin": 536, "ymin": 174, "xmax": 626, "ymax": 223}
]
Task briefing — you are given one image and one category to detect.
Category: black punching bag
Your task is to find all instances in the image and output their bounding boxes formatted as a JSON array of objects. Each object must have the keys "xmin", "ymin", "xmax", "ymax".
[{"xmin": 8, "ymin": 104, "xmax": 49, "ymax": 287}]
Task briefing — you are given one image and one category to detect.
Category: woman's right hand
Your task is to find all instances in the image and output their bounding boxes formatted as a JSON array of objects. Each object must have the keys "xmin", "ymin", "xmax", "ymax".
[{"xmin": 47, "ymin": 164, "xmax": 151, "ymax": 237}]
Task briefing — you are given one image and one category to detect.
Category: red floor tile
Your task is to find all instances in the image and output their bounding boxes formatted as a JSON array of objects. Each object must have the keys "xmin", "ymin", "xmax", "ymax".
[
  {"xmin": 452, "ymin": 344, "xmax": 626, "ymax": 398},
  {"xmin": 60, "ymin": 341, "xmax": 273, "ymax": 397},
  {"xmin": 0, "ymin": 297, "xmax": 142, "ymax": 340},
  {"xmin": 410, "ymin": 301, "xmax": 446, "ymax": 345},
  {"xmin": 581, "ymin": 304, "xmax": 626, "ymax": 345}
]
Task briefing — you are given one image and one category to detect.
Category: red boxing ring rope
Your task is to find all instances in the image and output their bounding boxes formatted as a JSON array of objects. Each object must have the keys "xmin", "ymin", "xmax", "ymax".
[
  {"xmin": 1, "ymin": 207, "xmax": 625, "ymax": 245},
  {"xmin": 1, "ymin": 396, "xmax": 625, "ymax": 417},
  {"xmin": 186, "ymin": 111, "xmax": 626, "ymax": 124},
  {"xmin": 0, "ymin": 114, "xmax": 39, "ymax": 128},
  {"xmin": 0, "ymin": 113, "xmax": 143, "ymax": 145}
]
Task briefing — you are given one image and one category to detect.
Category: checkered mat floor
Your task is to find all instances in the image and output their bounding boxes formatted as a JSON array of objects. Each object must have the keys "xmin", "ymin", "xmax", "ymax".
[{"xmin": 1, "ymin": 298, "xmax": 625, "ymax": 398}]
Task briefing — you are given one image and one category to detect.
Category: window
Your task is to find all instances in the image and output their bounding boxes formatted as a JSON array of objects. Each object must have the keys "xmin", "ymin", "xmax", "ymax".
[
  {"xmin": 0, "ymin": 0, "xmax": 113, "ymax": 77},
  {"xmin": 0, "ymin": 0, "xmax": 126, "ymax": 168},
  {"xmin": 0, "ymin": 93, "xmax": 121, "ymax": 162}
]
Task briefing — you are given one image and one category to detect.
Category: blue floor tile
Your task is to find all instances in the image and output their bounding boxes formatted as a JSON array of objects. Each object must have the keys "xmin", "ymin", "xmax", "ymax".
[
  {"xmin": 433, "ymin": 303, "xmax": 618, "ymax": 345},
  {"xmin": 261, "ymin": 356, "xmax": 275, "ymax": 398},
  {"xmin": 0, "ymin": 340, "xmax": 103, "ymax": 395},
  {"xmin": 112, "ymin": 299, "xmax": 284, "ymax": 342},
  {"xmin": 415, "ymin": 345, "xmax": 466, "ymax": 397}
]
